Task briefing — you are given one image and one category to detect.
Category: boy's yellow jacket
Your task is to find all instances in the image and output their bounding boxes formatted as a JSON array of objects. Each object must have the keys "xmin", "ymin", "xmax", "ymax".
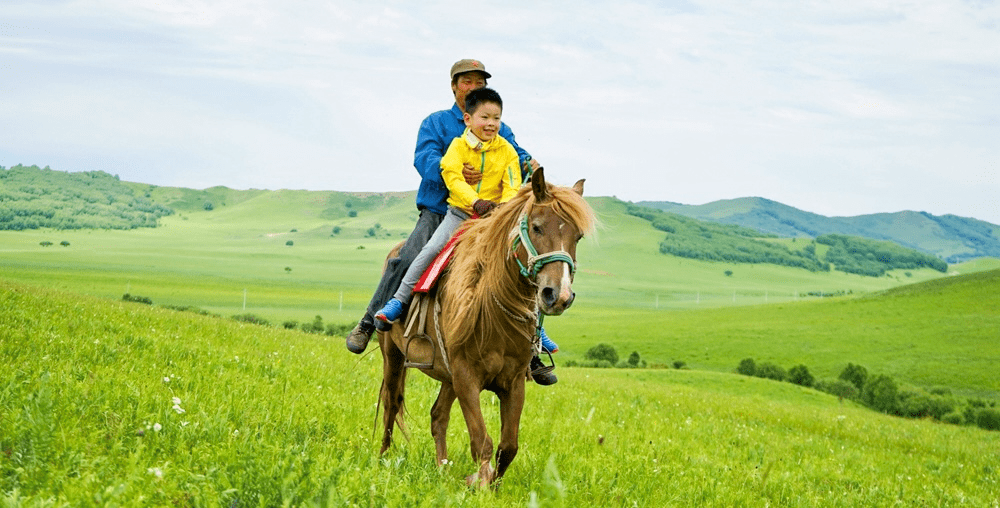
[{"xmin": 440, "ymin": 128, "xmax": 522, "ymax": 214}]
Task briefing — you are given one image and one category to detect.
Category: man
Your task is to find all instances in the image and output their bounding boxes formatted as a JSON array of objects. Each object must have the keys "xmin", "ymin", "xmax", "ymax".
[{"xmin": 345, "ymin": 59, "xmax": 556, "ymax": 384}]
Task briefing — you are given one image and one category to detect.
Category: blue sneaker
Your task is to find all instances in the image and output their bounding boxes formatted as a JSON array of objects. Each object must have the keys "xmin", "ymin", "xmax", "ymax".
[
  {"xmin": 375, "ymin": 298, "xmax": 405, "ymax": 324},
  {"xmin": 539, "ymin": 327, "xmax": 559, "ymax": 353}
]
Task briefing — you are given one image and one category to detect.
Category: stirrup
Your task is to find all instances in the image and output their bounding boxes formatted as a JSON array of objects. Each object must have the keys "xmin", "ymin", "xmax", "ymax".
[{"xmin": 530, "ymin": 349, "xmax": 556, "ymax": 376}]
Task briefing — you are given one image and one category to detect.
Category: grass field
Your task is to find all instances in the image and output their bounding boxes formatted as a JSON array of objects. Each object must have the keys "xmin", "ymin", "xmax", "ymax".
[{"xmin": 3, "ymin": 282, "xmax": 998, "ymax": 506}]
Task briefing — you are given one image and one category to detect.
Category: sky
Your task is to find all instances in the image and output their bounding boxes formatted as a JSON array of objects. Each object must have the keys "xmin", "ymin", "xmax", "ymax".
[{"xmin": 2, "ymin": 0, "xmax": 999, "ymax": 224}]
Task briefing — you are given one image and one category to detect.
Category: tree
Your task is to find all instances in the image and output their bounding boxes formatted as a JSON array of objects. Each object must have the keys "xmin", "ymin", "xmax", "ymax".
[
  {"xmin": 736, "ymin": 358, "xmax": 756, "ymax": 376},
  {"xmin": 60, "ymin": 241, "xmax": 70, "ymax": 247},
  {"xmin": 348, "ymin": 210, "xmax": 357, "ymax": 218},
  {"xmin": 203, "ymin": 201, "xmax": 214, "ymax": 211},
  {"xmin": 724, "ymin": 270, "xmax": 733, "ymax": 277},
  {"xmin": 788, "ymin": 364, "xmax": 815, "ymax": 387},
  {"xmin": 839, "ymin": 363, "xmax": 868, "ymax": 390},
  {"xmin": 585, "ymin": 343, "xmax": 618, "ymax": 365},
  {"xmin": 285, "ymin": 240, "xmax": 294, "ymax": 246},
  {"xmin": 284, "ymin": 266, "xmax": 292, "ymax": 274},
  {"xmin": 862, "ymin": 374, "xmax": 899, "ymax": 414}
]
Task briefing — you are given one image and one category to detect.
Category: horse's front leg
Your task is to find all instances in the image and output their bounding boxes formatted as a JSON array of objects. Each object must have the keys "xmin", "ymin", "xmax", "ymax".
[
  {"xmin": 452, "ymin": 365, "xmax": 495, "ymax": 488},
  {"xmin": 431, "ymin": 382, "xmax": 457, "ymax": 465},
  {"xmin": 495, "ymin": 378, "xmax": 525, "ymax": 482}
]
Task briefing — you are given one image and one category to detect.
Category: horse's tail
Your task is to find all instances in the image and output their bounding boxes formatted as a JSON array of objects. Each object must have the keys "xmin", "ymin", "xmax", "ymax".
[{"xmin": 377, "ymin": 338, "xmax": 409, "ymax": 454}]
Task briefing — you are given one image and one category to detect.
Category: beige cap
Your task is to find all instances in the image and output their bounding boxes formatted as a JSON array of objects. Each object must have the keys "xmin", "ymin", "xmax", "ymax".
[{"xmin": 450, "ymin": 59, "xmax": 491, "ymax": 79}]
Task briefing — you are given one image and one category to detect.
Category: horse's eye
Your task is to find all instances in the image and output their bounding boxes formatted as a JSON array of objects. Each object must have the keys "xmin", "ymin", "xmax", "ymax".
[{"xmin": 532, "ymin": 224, "xmax": 542, "ymax": 234}]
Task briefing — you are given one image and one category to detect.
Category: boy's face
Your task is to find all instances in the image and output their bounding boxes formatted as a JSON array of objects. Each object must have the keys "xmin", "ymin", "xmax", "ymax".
[{"xmin": 464, "ymin": 101, "xmax": 502, "ymax": 142}]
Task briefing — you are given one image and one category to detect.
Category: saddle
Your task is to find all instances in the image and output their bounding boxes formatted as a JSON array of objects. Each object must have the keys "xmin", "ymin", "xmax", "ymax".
[{"xmin": 399, "ymin": 225, "xmax": 468, "ymax": 372}]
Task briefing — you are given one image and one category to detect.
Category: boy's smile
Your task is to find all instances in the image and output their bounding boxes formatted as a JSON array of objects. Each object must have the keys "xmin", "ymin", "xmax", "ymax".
[{"xmin": 465, "ymin": 102, "xmax": 502, "ymax": 143}]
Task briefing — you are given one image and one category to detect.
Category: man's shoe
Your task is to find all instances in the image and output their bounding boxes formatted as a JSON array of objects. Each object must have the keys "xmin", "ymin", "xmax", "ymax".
[
  {"xmin": 539, "ymin": 327, "xmax": 559, "ymax": 353},
  {"xmin": 375, "ymin": 298, "xmax": 405, "ymax": 324},
  {"xmin": 530, "ymin": 355, "xmax": 558, "ymax": 386},
  {"xmin": 346, "ymin": 319, "xmax": 375, "ymax": 354}
]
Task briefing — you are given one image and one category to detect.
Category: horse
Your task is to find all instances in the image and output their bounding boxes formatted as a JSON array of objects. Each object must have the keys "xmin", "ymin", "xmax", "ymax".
[{"xmin": 376, "ymin": 167, "xmax": 595, "ymax": 487}]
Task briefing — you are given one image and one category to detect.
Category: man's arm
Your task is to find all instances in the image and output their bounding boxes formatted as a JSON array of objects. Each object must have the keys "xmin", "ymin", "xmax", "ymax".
[
  {"xmin": 499, "ymin": 122, "xmax": 540, "ymax": 178},
  {"xmin": 413, "ymin": 116, "xmax": 449, "ymax": 187}
]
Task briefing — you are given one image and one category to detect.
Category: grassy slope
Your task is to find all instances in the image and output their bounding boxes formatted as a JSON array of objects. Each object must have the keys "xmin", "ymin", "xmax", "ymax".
[
  {"xmin": 3, "ymin": 282, "xmax": 998, "ymax": 506},
  {"xmin": 3, "ymin": 191, "xmax": 999, "ymax": 396},
  {"xmin": 553, "ymin": 269, "xmax": 1000, "ymax": 398}
]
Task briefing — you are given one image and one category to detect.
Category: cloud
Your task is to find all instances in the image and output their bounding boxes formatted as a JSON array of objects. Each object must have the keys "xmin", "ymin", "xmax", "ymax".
[{"xmin": 1, "ymin": 0, "xmax": 999, "ymax": 224}]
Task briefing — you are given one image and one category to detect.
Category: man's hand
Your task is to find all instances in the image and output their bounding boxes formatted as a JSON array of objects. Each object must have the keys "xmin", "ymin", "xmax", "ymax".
[
  {"xmin": 462, "ymin": 163, "xmax": 482, "ymax": 186},
  {"xmin": 472, "ymin": 199, "xmax": 497, "ymax": 217}
]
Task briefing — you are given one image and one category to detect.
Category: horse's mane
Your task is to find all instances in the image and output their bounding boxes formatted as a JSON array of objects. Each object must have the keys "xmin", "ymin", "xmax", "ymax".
[{"xmin": 441, "ymin": 181, "xmax": 596, "ymax": 353}]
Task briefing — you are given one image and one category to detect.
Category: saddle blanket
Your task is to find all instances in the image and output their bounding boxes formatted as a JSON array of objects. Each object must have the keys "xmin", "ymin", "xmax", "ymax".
[{"xmin": 413, "ymin": 221, "xmax": 472, "ymax": 293}]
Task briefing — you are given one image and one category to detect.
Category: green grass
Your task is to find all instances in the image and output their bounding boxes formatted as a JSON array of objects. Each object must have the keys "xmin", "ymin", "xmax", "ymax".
[{"xmin": 3, "ymin": 282, "xmax": 999, "ymax": 506}]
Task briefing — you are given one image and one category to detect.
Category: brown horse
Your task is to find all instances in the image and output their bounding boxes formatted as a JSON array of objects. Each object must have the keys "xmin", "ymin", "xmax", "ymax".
[{"xmin": 376, "ymin": 167, "xmax": 595, "ymax": 487}]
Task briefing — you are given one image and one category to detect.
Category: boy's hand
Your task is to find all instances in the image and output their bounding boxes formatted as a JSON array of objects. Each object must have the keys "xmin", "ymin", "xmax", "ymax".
[
  {"xmin": 472, "ymin": 199, "xmax": 497, "ymax": 217},
  {"xmin": 462, "ymin": 163, "xmax": 482, "ymax": 185}
]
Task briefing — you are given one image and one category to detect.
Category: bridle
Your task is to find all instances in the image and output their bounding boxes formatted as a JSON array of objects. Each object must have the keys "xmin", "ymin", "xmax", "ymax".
[{"xmin": 509, "ymin": 212, "xmax": 577, "ymax": 280}]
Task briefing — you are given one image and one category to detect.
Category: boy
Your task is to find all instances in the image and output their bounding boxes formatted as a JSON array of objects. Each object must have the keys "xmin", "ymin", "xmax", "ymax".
[{"xmin": 375, "ymin": 87, "xmax": 521, "ymax": 324}]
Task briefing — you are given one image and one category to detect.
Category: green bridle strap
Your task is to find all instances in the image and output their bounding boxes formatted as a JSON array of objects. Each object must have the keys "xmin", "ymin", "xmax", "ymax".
[{"xmin": 511, "ymin": 212, "xmax": 577, "ymax": 279}]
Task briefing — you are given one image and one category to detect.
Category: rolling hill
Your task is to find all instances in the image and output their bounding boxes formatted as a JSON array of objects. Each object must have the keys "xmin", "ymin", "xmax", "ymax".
[{"xmin": 637, "ymin": 197, "xmax": 1000, "ymax": 263}]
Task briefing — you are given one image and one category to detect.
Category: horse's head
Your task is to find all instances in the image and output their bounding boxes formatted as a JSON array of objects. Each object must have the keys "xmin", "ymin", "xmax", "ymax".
[{"xmin": 515, "ymin": 167, "xmax": 592, "ymax": 316}]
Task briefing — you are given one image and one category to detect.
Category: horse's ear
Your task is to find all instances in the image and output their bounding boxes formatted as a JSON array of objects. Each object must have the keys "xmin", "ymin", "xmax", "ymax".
[
  {"xmin": 531, "ymin": 166, "xmax": 549, "ymax": 202},
  {"xmin": 572, "ymin": 179, "xmax": 585, "ymax": 196}
]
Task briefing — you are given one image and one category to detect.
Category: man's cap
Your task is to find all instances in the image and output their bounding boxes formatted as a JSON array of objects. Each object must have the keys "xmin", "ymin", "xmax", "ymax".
[{"xmin": 450, "ymin": 59, "xmax": 491, "ymax": 79}]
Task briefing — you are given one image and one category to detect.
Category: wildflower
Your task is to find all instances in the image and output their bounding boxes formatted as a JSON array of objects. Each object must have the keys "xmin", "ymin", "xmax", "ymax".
[
  {"xmin": 153, "ymin": 423, "xmax": 162, "ymax": 432},
  {"xmin": 148, "ymin": 467, "xmax": 163, "ymax": 478},
  {"xmin": 163, "ymin": 377, "xmax": 170, "ymax": 383},
  {"xmin": 172, "ymin": 397, "xmax": 182, "ymax": 405},
  {"xmin": 172, "ymin": 404, "xmax": 186, "ymax": 414}
]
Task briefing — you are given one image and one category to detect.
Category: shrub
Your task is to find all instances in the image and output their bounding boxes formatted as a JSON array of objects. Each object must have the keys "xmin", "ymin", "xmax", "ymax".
[
  {"xmin": 232, "ymin": 313, "xmax": 269, "ymax": 326},
  {"xmin": 332, "ymin": 226, "xmax": 341, "ymax": 235},
  {"xmin": 39, "ymin": 241, "xmax": 53, "ymax": 247},
  {"xmin": 754, "ymin": 363, "xmax": 786, "ymax": 382},
  {"xmin": 627, "ymin": 351, "xmax": 642, "ymax": 367},
  {"xmin": 286, "ymin": 240, "xmax": 294, "ymax": 246},
  {"xmin": 736, "ymin": 358, "xmax": 756, "ymax": 376},
  {"xmin": 977, "ymin": 409, "xmax": 1000, "ymax": 431},
  {"xmin": 815, "ymin": 379, "xmax": 859, "ymax": 400},
  {"xmin": 282, "ymin": 320, "xmax": 299, "ymax": 330},
  {"xmin": 672, "ymin": 360, "xmax": 686, "ymax": 370},
  {"xmin": 325, "ymin": 322, "xmax": 353, "ymax": 337},
  {"xmin": 585, "ymin": 344, "xmax": 618, "ymax": 365},
  {"xmin": 788, "ymin": 364, "xmax": 815, "ymax": 387},
  {"xmin": 724, "ymin": 270, "xmax": 733, "ymax": 277},
  {"xmin": 348, "ymin": 210, "xmax": 357, "ymax": 217},
  {"xmin": 839, "ymin": 363, "xmax": 868, "ymax": 390},
  {"xmin": 60, "ymin": 240, "xmax": 70, "ymax": 247},
  {"xmin": 122, "ymin": 293, "xmax": 152, "ymax": 305},
  {"xmin": 301, "ymin": 315, "xmax": 325, "ymax": 334},
  {"xmin": 862, "ymin": 374, "xmax": 899, "ymax": 414},
  {"xmin": 203, "ymin": 201, "xmax": 214, "ymax": 211},
  {"xmin": 941, "ymin": 412, "xmax": 964, "ymax": 425}
]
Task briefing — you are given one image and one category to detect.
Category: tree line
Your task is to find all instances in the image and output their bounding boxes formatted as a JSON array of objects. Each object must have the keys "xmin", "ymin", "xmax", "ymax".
[{"xmin": 626, "ymin": 204, "xmax": 948, "ymax": 277}]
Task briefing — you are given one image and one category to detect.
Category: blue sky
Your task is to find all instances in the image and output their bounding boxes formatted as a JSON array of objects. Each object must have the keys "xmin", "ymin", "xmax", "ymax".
[{"xmin": 2, "ymin": 0, "xmax": 999, "ymax": 224}]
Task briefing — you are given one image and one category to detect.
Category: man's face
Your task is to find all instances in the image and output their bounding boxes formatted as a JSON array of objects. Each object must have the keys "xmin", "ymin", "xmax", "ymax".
[
  {"xmin": 452, "ymin": 72, "xmax": 488, "ymax": 112},
  {"xmin": 464, "ymin": 101, "xmax": 502, "ymax": 142}
]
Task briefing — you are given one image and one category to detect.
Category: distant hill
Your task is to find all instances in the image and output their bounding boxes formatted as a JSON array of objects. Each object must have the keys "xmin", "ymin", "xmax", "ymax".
[
  {"xmin": 637, "ymin": 197, "xmax": 1000, "ymax": 263},
  {"xmin": 0, "ymin": 165, "xmax": 173, "ymax": 230}
]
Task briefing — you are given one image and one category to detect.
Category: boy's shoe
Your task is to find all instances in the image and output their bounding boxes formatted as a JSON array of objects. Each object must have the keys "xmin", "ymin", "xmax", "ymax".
[
  {"xmin": 345, "ymin": 318, "xmax": 375, "ymax": 354},
  {"xmin": 375, "ymin": 298, "xmax": 405, "ymax": 324},
  {"xmin": 539, "ymin": 327, "xmax": 559, "ymax": 353},
  {"xmin": 530, "ymin": 355, "xmax": 558, "ymax": 386}
]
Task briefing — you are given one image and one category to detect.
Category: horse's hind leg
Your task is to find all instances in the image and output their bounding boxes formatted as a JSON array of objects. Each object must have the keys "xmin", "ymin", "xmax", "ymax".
[
  {"xmin": 495, "ymin": 380, "xmax": 526, "ymax": 482},
  {"xmin": 431, "ymin": 382, "xmax": 457, "ymax": 465},
  {"xmin": 379, "ymin": 332, "xmax": 407, "ymax": 455}
]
